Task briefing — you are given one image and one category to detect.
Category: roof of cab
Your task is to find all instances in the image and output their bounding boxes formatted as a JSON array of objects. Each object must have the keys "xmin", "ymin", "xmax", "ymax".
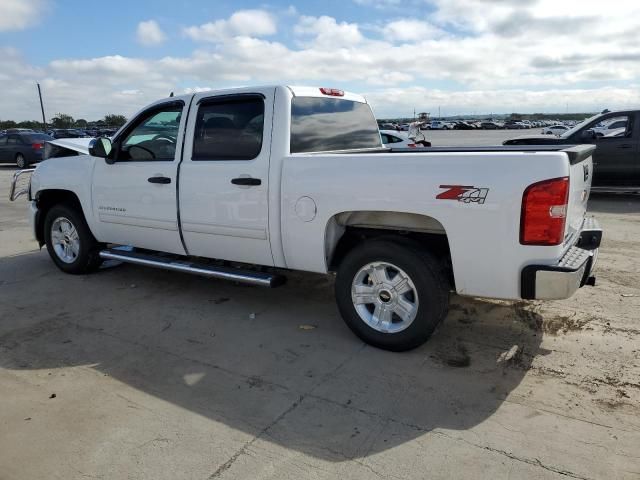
[{"xmin": 150, "ymin": 86, "xmax": 366, "ymax": 106}]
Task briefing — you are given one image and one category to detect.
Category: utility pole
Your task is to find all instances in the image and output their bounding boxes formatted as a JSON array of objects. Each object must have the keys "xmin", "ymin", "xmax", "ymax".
[
  {"xmin": 438, "ymin": 106, "xmax": 441, "ymax": 119},
  {"xmin": 37, "ymin": 83, "xmax": 47, "ymax": 132}
]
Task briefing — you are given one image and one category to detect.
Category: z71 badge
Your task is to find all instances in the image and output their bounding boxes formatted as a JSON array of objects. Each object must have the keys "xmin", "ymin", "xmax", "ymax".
[{"xmin": 436, "ymin": 185, "xmax": 489, "ymax": 204}]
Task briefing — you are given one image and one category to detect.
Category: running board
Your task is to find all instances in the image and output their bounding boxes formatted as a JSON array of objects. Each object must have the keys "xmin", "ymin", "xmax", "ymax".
[{"xmin": 99, "ymin": 248, "xmax": 286, "ymax": 288}]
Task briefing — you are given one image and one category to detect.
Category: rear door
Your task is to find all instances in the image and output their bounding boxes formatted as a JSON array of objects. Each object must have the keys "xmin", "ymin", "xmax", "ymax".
[{"xmin": 178, "ymin": 88, "xmax": 274, "ymax": 266}]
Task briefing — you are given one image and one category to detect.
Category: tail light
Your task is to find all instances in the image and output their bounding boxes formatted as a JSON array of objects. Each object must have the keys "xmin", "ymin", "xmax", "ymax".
[
  {"xmin": 32, "ymin": 143, "xmax": 43, "ymax": 150},
  {"xmin": 319, "ymin": 87, "xmax": 344, "ymax": 97},
  {"xmin": 520, "ymin": 177, "xmax": 569, "ymax": 246},
  {"xmin": 407, "ymin": 143, "xmax": 417, "ymax": 148}
]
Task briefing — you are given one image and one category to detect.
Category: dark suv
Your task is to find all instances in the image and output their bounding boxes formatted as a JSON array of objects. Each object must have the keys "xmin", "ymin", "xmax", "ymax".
[{"xmin": 504, "ymin": 109, "xmax": 640, "ymax": 189}]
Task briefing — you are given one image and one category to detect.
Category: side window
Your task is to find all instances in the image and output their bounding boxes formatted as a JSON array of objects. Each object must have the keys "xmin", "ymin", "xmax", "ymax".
[
  {"xmin": 597, "ymin": 115, "xmax": 632, "ymax": 140},
  {"xmin": 380, "ymin": 134, "xmax": 390, "ymax": 144},
  {"xmin": 0, "ymin": 135, "xmax": 7, "ymax": 146},
  {"xmin": 7, "ymin": 134, "xmax": 21, "ymax": 145},
  {"xmin": 193, "ymin": 96, "xmax": 264, "ymax": 161},
  {"xmin": 115, "ymin": 104, "xmax": 183, "ymax": 161}
]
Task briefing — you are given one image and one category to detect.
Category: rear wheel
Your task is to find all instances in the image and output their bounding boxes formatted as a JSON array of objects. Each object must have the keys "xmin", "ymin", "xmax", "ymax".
[
  {"xmin": 335, "ymin": 239, "xmax": 449, "ymax": 351},
  {"xmin": 44, "ymin": 204, "xmax": 102, "ymax": 274},
  {"xmin": 15, "ymin": 153, "xmax": 27, "ymax": 169}
]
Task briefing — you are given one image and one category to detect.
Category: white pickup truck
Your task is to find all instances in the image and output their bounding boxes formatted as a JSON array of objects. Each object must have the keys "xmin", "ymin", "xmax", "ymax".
[{"xmin": 11, "ymin": 85, "xmax": 602, "ymax": 351}]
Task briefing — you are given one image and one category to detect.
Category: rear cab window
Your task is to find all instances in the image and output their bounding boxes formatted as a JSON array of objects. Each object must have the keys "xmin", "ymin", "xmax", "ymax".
[{"xmin": 290, "ymin": 97, "xmax": 382, "ymax": 153}]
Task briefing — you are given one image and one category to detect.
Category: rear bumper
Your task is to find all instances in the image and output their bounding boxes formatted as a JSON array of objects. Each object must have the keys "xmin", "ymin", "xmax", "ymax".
[{"xmin": 521, "ymin": 218, "xmax": 602, "ymax": 300}]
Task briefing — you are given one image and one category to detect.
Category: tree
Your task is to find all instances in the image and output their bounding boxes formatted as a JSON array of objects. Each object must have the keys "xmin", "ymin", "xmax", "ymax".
[
  {"xmin": 51, "ymin": 113, "xmax": 74, "ymax": 128},
  {"xmin": 103, "ymin": 114, "xmax": 127, "ymax": 127},
  {"xmin": 75, "ymin": 118, "xmax": 88, "ymax": 127},
  {"xmin": 0, "ymin": 120, "xmax": 17, "ymax": 129}
]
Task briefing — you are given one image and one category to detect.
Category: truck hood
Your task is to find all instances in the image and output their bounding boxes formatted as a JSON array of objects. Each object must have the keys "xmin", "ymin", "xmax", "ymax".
[
  {"xmin": 503, "ymin": 135, "xmax": 568, "ymax": 146},
  {"xmin": 43, "ymin": 138, "xmax": 93, "ymax": 160},
  {"xmin": 47, "ymin": 138, "xmax": 92, "ymax": 155}
]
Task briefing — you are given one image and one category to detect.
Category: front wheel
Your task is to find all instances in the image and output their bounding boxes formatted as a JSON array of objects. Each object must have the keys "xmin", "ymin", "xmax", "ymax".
[
  {"xmin": 335, "ymin": 239, "xmax": 449, "ymax": 351},
  {"xmin": 44, "ymin": 204, "xmax": 103, "ymax": 274}
]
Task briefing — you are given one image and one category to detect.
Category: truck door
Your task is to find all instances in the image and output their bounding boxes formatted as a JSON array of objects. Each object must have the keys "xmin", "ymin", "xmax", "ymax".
[
  {"xmin": 91, "ymin": 100, "xmax": 189, "ymax": 254},
  {"xmin": 591, "ymin": 113, "xmax": 638, "ymax": 187},
  {"xmin": 178, "ymin": 88, "xmax": 274, "ymax": 266}
]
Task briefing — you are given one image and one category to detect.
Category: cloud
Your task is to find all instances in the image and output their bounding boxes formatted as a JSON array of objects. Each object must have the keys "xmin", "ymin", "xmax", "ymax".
[
  {"xmin": 0, "ymin": 0, "xmax": 48, "ymax": 31},
  {"xmin": 3, "ymin": 3, "xmax": 640, "ymax": 120},
  {"xmin": 383, "ymin": 19, "xmax": 445, "ymax": 42},
  {"xmin": 184, "ymin": 10, "xmax": 276, "ymax": 42},
  {"xmin": 364, "ymin": 86, "xmax": 640, "ymax": 118},
  {"xmin": 136, "ymin": 20, "xmax": 166, "ymax": 46},
  {"xmin": 294, "ymin": 16, "xmax": 363, "ymax": 47}
]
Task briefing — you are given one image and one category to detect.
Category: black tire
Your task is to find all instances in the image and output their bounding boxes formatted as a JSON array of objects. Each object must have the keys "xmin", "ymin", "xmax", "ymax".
[
  {"xmin": 335, "ymin": 239, "xmax": 449, "ymax": 351},
  {"xmin": 16, "ymin": 153, "xmax": 27, "ymax": 169},
  {"xmin": 44, "ymin": 203, "xmax": 102, "ymax": 274}
]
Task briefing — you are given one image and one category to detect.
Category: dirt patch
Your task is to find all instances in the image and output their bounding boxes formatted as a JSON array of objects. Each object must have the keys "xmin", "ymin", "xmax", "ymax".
[{"xmin": 513, "ymin": 303, "xmax": 590, "ymax": 335}]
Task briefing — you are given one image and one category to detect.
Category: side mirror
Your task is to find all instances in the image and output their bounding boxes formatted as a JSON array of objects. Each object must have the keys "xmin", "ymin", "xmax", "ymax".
[
  {"xmin": 88, "ymin": 137, "xmax": 113, "ymax": 162},
  {"xmin": 581, "ymin": 129, "xmax": 596, "ymax": 141}
]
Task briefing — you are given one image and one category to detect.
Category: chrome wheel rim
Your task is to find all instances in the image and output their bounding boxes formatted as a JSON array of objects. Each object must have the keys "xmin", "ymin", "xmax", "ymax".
[
  {"xmin": 51, "ymin": 217, "xmax": 80, "ymax": 264},
  {"xmin": 16, "ymin": 155, "xmax": 25, "ymax": 168},
  {"xmin": 351, "ymin": 261, "xmax": 419, "ymax": 333}
]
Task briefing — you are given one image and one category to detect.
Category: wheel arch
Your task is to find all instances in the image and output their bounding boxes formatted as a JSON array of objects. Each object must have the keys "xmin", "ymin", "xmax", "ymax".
[
  {"xmin": 34, "ymin": 189, "xmax": 91, "ymax": 245},
  {"xmin": 324, "ymin": 210, "xmax": 453, "ymax": 286}
]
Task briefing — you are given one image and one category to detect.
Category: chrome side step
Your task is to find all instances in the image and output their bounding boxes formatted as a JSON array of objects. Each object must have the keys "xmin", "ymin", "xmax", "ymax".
[{"xmin": 99, "ymin": 248, "xmax": 286, "ymax": 288}]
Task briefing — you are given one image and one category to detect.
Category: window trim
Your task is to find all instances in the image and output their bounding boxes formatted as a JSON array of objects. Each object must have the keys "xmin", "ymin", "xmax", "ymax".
[
  {"xmin": 110, "ymin": 100, "xmax": 185, "ymax": 163},
  {"xmin": 191, "ymin": 94, "xmax": 266, "ymax": 162}
]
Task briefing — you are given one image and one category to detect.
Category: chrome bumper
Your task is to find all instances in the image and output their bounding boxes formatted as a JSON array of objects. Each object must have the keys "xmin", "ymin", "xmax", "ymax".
[
  {"xmin": 521, "ymin": 218, "xmax": 601, "ymax": 300},
  {"xmin": 8, "ymin": 168, "xmax": 35, "ymax": 201}
]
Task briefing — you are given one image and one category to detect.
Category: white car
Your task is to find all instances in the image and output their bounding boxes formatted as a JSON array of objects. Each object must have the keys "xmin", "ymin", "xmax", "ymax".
[
  {"xmin": 593, "ymin": 118, "xmax": 627, "ymax": 136},
  {"xmin": 542, "ymin": 125, "xmax": 569, "ymax": 135},
  {"xmin": 12, "ymin": 85, "xmax": 601, "ymax": 351},
  {"xmin": 380, "ymin": 130, "xmax": 417, "ymax": 148},
  {"xmin": 430, "ymin": 121, "xmax": 451, "ymax": 130}
]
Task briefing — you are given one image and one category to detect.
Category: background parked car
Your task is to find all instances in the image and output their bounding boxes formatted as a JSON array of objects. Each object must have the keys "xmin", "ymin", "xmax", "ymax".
[
  {"xmin": 593, "ymin": 118, "xmax": 628, "ymax": 137},
  {"xmin": 380, "ymin": 130, "xmax": 420, "ymax": 148},
  {"xmin": 51, "ymin": 129, "xmax": 90, "ymax": 139},
  {"xmin": 480, "ymin": 121, "xmax": 501, "ymax": 129},
  {"xmin": 430, "ymin": 120, "xmax": 452, "ymax": 130},
  {"xmin": 453, "ymin": 121, "xmax": 475, "ymax": 130},
  {"xmin": 504, "ymin": 109, "xmax": 639, "ymax": 188},
  {"xmin": 542, "ymin": 125, "xmax": 570, "ymax": 135},
  {"xmin": 0, "ymin": 132, "xmax": 52, "ymax": 168}
]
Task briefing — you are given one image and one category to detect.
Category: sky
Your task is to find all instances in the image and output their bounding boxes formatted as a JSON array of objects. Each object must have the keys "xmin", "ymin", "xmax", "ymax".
[{"xmin": 1, "ymin": 0, "xmax": 640, "ymax": 121}]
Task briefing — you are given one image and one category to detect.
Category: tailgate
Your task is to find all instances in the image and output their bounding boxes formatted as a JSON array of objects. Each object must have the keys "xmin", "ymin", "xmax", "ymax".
[{"xmin": 564, "ymin": 145, "xmax": 596, "ymax": 247}]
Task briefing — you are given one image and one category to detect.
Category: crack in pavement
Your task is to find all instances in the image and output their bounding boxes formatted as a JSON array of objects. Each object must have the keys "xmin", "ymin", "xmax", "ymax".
[
  {"xmin": 207, "ymin": 395, "xmax": 304, "ymax": 479},
  {"xmin": 206, "ymin": 343, "xmax": 368, "ymax": 479}
]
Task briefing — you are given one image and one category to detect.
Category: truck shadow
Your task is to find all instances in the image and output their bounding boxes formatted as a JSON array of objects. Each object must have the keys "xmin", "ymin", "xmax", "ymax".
[{"xmin": 0, "ymin": 250, "xmax": 544, "ymax": 462}]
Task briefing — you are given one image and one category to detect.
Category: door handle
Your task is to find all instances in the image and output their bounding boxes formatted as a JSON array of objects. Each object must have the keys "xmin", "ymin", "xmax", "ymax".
[
  {"xmin": 617, "ymin": 144, "xmax": 632, "ymax": 149},
  {"xmin": 231, "ymin": 177, "xmax": 261, "ymax": 186},
  {"xmin": 148, "ymin": 176, "xmax": 171, "ymax": 184}
]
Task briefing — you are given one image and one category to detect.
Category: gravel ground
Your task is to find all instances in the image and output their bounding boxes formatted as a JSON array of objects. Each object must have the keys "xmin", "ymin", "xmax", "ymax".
[{"xmin": 0, "ymin": 136, "xmax": 638, "ymax": 479}]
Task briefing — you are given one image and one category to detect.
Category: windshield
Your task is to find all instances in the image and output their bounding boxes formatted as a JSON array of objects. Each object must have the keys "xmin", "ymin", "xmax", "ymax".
[{"xmin": 560, "ymin": 113, "xmax": 602, "ymax": 138}]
